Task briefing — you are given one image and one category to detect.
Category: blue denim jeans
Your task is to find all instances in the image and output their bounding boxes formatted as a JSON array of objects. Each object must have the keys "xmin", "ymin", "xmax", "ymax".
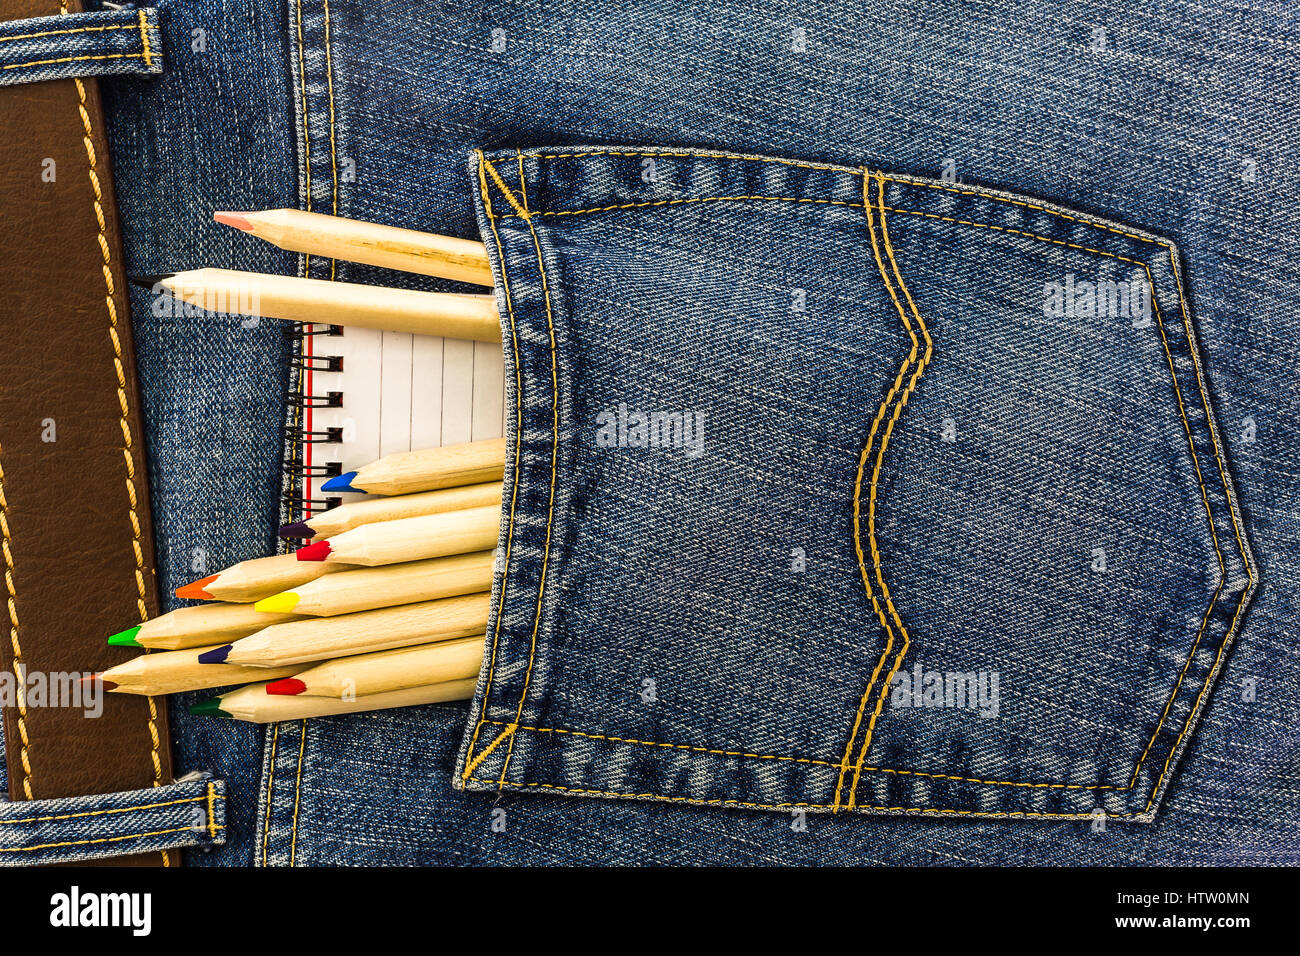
[{"xmin": 4, "ymin": 0, "xmax": 1296, "ymax": 864}]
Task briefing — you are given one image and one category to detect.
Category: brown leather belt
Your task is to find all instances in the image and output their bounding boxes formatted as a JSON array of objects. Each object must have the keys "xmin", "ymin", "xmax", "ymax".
[{"xmin": 0, "ymin": 0, "xmax": 174, "ymax": 866}]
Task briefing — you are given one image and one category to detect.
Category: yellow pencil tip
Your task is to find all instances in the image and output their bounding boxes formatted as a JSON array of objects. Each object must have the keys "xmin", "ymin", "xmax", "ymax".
[{"xmin": 254, "ymin": 592, "xmax": 300, "ymax": 613}]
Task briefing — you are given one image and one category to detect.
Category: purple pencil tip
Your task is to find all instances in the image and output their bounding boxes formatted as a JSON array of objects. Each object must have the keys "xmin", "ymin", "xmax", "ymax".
[
  {"xmin": 278, "ymin": 520, "xmax": 314, "ymax": 538},
  {"xmin": 197, "ymin": 645, "xmax": 232, "ymax": 664}
]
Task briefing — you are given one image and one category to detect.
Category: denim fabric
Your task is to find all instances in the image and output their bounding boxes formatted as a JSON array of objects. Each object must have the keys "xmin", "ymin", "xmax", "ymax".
[
  {"xmin": 0, "ymin": 776, "xmax": 223, "ymax": 866},
  {"xmin": 68, "ymin": 0, "xmax": 1300, "ymax": 862},
  {"xmin": 0, "ymin": 7, "xmax": 162, "ymax": 86},
  {"xmin": 455, "ymin": 147, "xmax": 1252, "ymax": 821}
]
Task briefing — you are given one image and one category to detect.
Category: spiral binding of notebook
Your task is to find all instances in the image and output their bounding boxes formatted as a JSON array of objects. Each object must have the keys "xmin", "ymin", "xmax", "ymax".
[{"xmin": 278, "ymin": 317, "xmax": 507, "ymax": 537}]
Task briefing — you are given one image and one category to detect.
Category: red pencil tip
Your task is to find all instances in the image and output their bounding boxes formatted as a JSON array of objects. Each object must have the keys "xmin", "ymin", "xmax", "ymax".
[
  {"xmin": 295, "ymin": 540, "xmax": 332, "ymax": 562},
  {"xmin": 175, "ymin": 574, "xmax": 218, "ymax": 600},
  {"xmin": 83, "ymin": 674, "xmax": 118, "ymax": 691},
  {"xmin": 213, "ymin": 210, "xmax": 253, "ymax": 232},
  {"xmin": 265, "ymin": 678, "xmax": 306, "ymax": 696}
]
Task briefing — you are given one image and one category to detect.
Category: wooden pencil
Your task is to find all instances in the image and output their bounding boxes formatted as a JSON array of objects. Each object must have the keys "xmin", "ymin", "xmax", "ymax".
[
  {"xmin": 215, "ymin": 209, "xmax": 494, "ymax": 286},
  {"xmin": 252, "ymin": 550, "xmax": 494, "ymax": 616},
  {"xmin": 222, "ymin": 596, "xmax": 492, "ymax": 666},
  {"xmin": 279, "ymin": 481, "xmax": 503, "ymax": 540},
  {"xmin": 109, "ymin": 602, "xmax": 304, "ymax": 650},
  {"xmin": 298, "ymin": 505, "xmax": 500, "ymax": 567},
  {"xmin": 94, "ymin": 647, "xmax": 300, "ymax": 696},
  {"xmin": 176, "ymin": 552, "xmax": 344, "ymax": 603},
  {"xmin": 321, "ymin": 437, "xmax": 506, "ymax": 496},
  {"xmin": 266, "ymin": 637, "xmax": 483, "ymax": 698},
  {"xmin": 137, "ymin": 269, "xmax": 501, "ymax": 342},
  {"xmin": 190, "ymin": 678, "xmax": 477, "ymax": 723}
]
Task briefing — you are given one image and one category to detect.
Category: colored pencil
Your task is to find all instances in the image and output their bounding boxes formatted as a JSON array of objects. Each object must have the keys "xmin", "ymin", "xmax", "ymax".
[
  {"xmin": 252, "ymin": 550, "xmax": 493, "ymax": 617},
  {"xmin": 320, "ymin": 437, "xmax": 505, "ymax": 495},
  {"xmin": 189, "ymin": 678, "xmax": 476, "ymax": 723},
  {"xmin": 109, "ymin": 602, "xmax": 304, "ymax": 650},
  {"xmin": 279, "ymin": 481, "xmax": 503, "ymax": 540},
  {"xmin": 134, "ymin": 269, "xmax": 501, "ymax": 342},
  {"xmin": 214, "ymin": 209, "xmax": 494, "ymax": 286},
  {"xmin": 219, "ymin": 595, "xmax": 492, "ymax": 666},
  {"xmin": 265, "ymin": 637, "xmax": 483, "ymax": 698},
  {"xmin": 176, "ymin": 552, "xmax": 344, "ymax": 603},
  {"xmin": 91, "ymin": 647, "xmax": 300, "ymax": 696},
  {"xmin": 297, "ymin": 505, "xmax": 499, "ymax": 567}
]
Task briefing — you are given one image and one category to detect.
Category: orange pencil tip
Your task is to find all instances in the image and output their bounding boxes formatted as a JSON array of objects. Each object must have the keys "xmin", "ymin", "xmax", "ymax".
[
  {"xmin": 175, "ymin": 574, "xmax": 218, "ymax": 600},
  {"xmin": 213, "ymin": 210, "xmax": 253, "ymax": 231}
]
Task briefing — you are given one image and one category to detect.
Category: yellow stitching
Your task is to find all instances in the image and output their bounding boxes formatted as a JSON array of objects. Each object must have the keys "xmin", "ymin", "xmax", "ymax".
[
  {"xmin": 462, "ymin": 151, "xmax": 526, "ymax": 772},
  {"xmin": 846, "ymin": 174, "xmax": 933, "ymax": 809},
  {"xmin": 465, "ymin": 777, "xmax": 1138, "ymax": 818},
  {"xmin": 137, "ymin": 9, "xmax": 151, "ymax": 70},
  {"xmin": 473, "ymin": 175, "xmax": 1245, "ymax": 811},
  {"xmin": 888, "ymin": 176, "xmax": 1161, "ymax": 247},
  {"xmin": 295, "ymin": 0, "xmax": 311, "ymax": 272},
  {"xmin": 323, "ymin": 0, "xmax": 338, "ymax": 278},
  {"xmin": 2, "ymin": 52, "xmax": 143, "ymax": 70},
  {"xmin": 496, "ymin": 151, "xmax": 560, "ymax": 789},
  {"xmin": 0, "ymin": 793, "xmax": 223, "ymax": 827},
  {"xmin": 0, "ymin": 24, "xmax": 137, "ymax": 44},
  {"xmin": 206, "ymin": 783, "xmax": 218, "ymax": 840},
  {"xmin": 832, "ymin": 173, "xmax": 915, "ymax": 811},
  {"xmin": 261, "ymin": 722, "xmax": 279, "ymax": 866},
  {"xmin": 0, "ymin": 446, "xmax": 33, "ymax": 799},
  {"xmin": 464, "ymin": 722, "xmax": 517, "ymax": 777},
  {"xmin": 510, "ymin": 195, "xmax": 863, "ymax": 219},
  {"xmin": 482, "ymin": 156, "xmax": 529, "ymax": 219},
  {"xmin": 289, "ymin": 720, "xmax": 306, "ymax": 866},
  {"xmin": 0, "ymin": 825, "xmax": 226, "ymax": 855},
  {"xmin": 532, "ymin": 150, "xmax": 864, "ymax": 176},
  {"xmin": 69, "ymin": 75, "xmax": 166, "ymax": 860}
]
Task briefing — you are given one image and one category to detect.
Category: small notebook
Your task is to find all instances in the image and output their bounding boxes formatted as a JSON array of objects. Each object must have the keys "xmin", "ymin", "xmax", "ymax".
[{"xmin": 286, "ymin": 325, "xmax": 505, "ymax": 520}]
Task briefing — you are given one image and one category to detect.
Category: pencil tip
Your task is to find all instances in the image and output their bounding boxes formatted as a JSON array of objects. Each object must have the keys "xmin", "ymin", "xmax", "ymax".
[
  {"xmin": 129, "ymin": 273, "xmax": 175, "ymax": 291},
  {"xmin": 175, "ymin": 575, "xmax": 217, "ymax": 600},
  {"xmin": 320, "ymin": 471, "xmax": 359, "ymax": 493},
  {"xmin": 254, "ymin": 592, "xmax": 300, "ymax": 614},
  {"xmin": 265, "ymin": 678, "xmax": 306, "ymax": 696},
  {"xmin": 189, "ymin": 698, "xmax": 230, "ymax": 718},
  {"xmin": 295, "ymin": 540, "xmax": 331, "ymax": 562},
  {"xmin": 278, "ymin": 520, "xmax": 314, "ymax": 539},
  {"xmin": 197, "ymin": 645, "xmax": 232, "ymax": 664},
  {"xmin": 107, "ymin": 625, "xmax": 142, "ymax": 647},
  {"xmin": 213, "ymin": 211, "xmax": 253, "ymax": 231}
]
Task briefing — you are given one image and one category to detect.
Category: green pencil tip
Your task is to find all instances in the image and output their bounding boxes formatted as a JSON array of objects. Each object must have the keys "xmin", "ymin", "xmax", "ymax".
[
  {"xmin": 188, "ymin": 698, "xmax": 230, "ymax": 718},
  {"xmin": 107, "ymin": 625, "xmax": 142, "ymax": 647}
]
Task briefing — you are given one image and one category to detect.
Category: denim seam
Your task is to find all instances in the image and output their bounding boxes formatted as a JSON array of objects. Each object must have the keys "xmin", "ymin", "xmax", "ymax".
[
  {"xmin": 0, "ymin": 825, "xmax": 226, "ymax": 855},
  {"xmin": 0, "ymin": 793, "xmax": 223, "ymax": 826},
  {"xmin": 532, "ymin": 149, "xmax": 867, "ymax": 176},
  {"xmin": 1, "ymin": 52, "xmax": 145, "ymax": 72},
  {"xmin": 495, "ymin": 151, "xmax": 561, "ymax": 790},
  {"xmin": 844, "ymin": 172, "xmax": 935, "ymax": 811},
  {"xmin": 470, "ymin": 151, "xmax": 1251, "ymax": 816},
  {"xmin": 138, "ymin": 9, "xmax": 152, "ymax": 70},
  {"xmin": 832, "ymin": 171, "xmax": 921, "ymax": 811},
  {"xmin": 461, "ymin": 151, "xmax": 526, "ymax": 772},
  {"xmin": 60, "ymin": 0, "xmax": 168, "ymax": 860},
  {"xmin": 0, "ymin": 23, "xmax": 137, "ymax": 44}
]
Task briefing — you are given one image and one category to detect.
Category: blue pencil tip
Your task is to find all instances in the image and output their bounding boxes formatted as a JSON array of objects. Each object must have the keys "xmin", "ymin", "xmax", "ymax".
[
  {"xmin": 321, "ymin": 471, "xmax": 359, "ymax": 493},
  {"xmin": 197, "ymin": 645, "xmax": 232, "ymax": 664}
]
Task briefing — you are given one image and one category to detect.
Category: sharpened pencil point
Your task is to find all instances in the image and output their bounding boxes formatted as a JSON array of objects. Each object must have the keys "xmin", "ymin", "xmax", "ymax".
[
  {"xmin": 82, "ymin": 673, "xmax": 117, "ymax": 692},
  {"xmin": 175, "ymin": 574, "xmax": 218, "ymax": 600},
  {"xmin": 278, "ymin": 520, "xmax": 314, "ymax": 538},
  {"xmin": 214, "ymin": 211, "xmax": 253, "ymax": 232},
  {"xmin": 189, "ymin": 697, "xmax": 231, "ymax": 718},
  {"xmin": 107, "ymin": 625, "xmax": 142, "ymax": 647},
  {"xmin": 129, "ymin": 274, "xmax": 175, "ymax": 291},
  {"xmin": 295, "ymin": 540, "xmax": 331, "ymax": 562},
  {"xmin": 265, "ymin": 678, "xmax": 307, "ymax": 696},
  {"xmin": 197, "ymin": 645, "xmax": 232, "ymax": 664},
  {"xmin": 321, "ymin": 471, "xmax": 359, "ymax": 493},
  {"xmin": 254, "ymin": 592, "xmax": 300, "ymax": 614}
]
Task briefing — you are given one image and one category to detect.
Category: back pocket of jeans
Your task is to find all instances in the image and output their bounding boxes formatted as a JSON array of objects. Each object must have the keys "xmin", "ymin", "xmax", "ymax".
[{"xmin": 455, "ymin": 146, "xmax": 1254, "ymax": 822}]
